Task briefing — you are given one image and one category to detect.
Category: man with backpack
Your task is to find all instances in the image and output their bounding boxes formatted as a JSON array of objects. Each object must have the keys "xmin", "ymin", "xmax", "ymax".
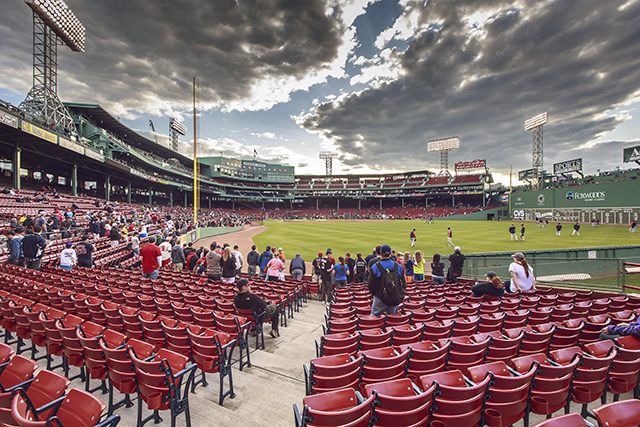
[
  {"xmin": 353, "ymin": 252, "xmax": 367, "ymax": 283},
  {"xmin": 368, "ymin": 245, "xmax": 406, "ymax": 317}
]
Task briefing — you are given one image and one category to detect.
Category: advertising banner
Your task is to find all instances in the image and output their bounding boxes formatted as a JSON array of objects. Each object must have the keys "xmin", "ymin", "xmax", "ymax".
[
  {"xmin": 22, "ymin": 122, "xmax": 57, "ymax": 144},
  {"xmin": 58, "ymin": 137, "xmax": 84, "ymax": 154},
  {"xmin": 624, "ymin": 145, "xmax": 640, "ymax": 163},
  {"xmin": 0, "ymin": 111, "xmax": 18, "ymax": 128},
  {"xmin": 84, "ymin": 148, "xmax": 104, "ymax": 162},
  {"xmin": 553, "ymin": 158, "xmax": 582, "ymax": 174},
  {"xmin": 518, "ymin": 168, "xmax": 536, "ymax": 180},
  {"xmin": 455, "ymin": 159, "xmax": 486, "ymax": 170}
]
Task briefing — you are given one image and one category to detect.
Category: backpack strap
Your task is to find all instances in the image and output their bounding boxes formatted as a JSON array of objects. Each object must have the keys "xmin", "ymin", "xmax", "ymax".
[{"xmin": 376, "ymin": 260, "xmax": 395, "ymax": 277}]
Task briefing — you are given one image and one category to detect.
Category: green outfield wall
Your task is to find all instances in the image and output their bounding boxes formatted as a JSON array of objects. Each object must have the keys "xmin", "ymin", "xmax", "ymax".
[{"xmin": 511, "ymin": 180, "xmax": 640, "ymax": 224}]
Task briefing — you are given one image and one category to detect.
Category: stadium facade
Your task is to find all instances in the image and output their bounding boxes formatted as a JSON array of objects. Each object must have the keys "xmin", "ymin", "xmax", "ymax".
[{"xmin": 0, "ymin": 101, "xmax": 499, "ymax": 216}]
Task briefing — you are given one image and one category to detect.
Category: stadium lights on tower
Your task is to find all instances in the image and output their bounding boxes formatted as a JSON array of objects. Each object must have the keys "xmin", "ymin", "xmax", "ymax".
[
  {"xmin": 20, "ymin": 0, "xmax": 86, "ymax": 132},
  {"xmin": 169, "ymin": 118, "xmax": 187, "ymax": 151},
  {"xmin": 525, "ymin": 112, "xmax": 548, "ymax": 190},
  {"xmin": 428, "ymin": 137, "xmax": 459, "ymax": 176},
  {"xmin": 319, "ymin": 151, "xmax": 339, "ymax": 176}
]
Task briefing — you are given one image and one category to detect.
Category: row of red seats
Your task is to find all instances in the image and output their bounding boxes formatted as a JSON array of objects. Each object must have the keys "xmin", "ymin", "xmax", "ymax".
[
  {"xmin": 297, "ymin": 336, "xmax": 640, "ymax": 427},
  {"xmin": 0, "ymin": 273, "xmax": 244, "ymax": 410},
  {"xmin": 0, "ymin": 341, "xmax": 120, "ymax": 427}
]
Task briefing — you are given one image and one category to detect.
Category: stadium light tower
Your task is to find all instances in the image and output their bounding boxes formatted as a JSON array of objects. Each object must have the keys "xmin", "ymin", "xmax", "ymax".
[
  {"xmin": 428, "ymin": 137, "xmax": 459, "ymax": 176},
  {"xmin": 169, "ymin": 118, "xmax": 187, "ymax": 151},
  {"xmin": 525, "ymin": 112, "xmax": 548, "ymax": 190},
  {"xmin": 319, "ymin": 151, "xmax": 338, "ymax": 176},
  {"xmin": 20, "ymin": 0, "xmax": 85, "ymax": 132}
]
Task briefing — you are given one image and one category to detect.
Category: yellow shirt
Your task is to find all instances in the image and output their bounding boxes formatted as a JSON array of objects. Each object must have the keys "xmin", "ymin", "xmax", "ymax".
[{"xmin": 413, "ymin": 258, "xmax": 425, "ymax": 274}]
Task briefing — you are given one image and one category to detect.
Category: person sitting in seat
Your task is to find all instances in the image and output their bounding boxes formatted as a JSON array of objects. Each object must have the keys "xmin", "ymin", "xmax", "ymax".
[
  {"xmin": 471, "ymin": 271, "xmax": 505, "ymax": 297},
  {"xmin": 233, "ymin": 278, "xmax": 280, "ymax": 338},
  {"xmin": 600, "ymin": 321, "xmax": 640, "ymax": 341}
]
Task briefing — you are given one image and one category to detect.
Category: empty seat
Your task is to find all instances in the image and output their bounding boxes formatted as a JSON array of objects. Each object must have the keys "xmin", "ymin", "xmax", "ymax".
[
  {"xmin": 11, "ymin": 387, "xmax": 120, "ymax": 427},
  {"xmin": 593, "ymin": 399, "xmax": 640, "ymax": 427},
  {"xmin": 294, "ymin": 387, "xmax": 374, "ymax": 427},
  {"xmin": 468, "ymin": 360, "xmax": 536, "ymax": 427},
  {"xmin": 419, "ymin": 369, "xmax": 492, "ymax": 427},
  {"xmin": 364, "ymin": 378, "xmax": 435, "ymax": 427},
  {"xmin": 185, "ymin": 326, "xmax": 237, "ymax": 405},
  {"xmin": 129, "ymin": 347, "xmax": 197, "ymax": 427},
  {"xmin": 304, "ymin": 353, "xmax": 364, "ymax": 395}
]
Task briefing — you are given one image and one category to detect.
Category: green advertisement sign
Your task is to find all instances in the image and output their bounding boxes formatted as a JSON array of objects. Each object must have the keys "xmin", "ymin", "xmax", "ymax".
[{"xmin": 512, "ymin": 180, "xmax": 640, "ymax": 210}]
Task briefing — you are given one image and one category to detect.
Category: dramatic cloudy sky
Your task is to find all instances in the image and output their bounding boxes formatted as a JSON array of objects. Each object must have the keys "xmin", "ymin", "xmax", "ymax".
[{"xmin": 1, "ymin": 0, "xmax": 640, "ymax": 184}]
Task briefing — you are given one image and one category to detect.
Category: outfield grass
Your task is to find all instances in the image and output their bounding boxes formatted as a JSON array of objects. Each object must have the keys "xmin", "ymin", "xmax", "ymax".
[{"xmin": 252, "ymin": 219, "xmax": 638, "ymax": 262}]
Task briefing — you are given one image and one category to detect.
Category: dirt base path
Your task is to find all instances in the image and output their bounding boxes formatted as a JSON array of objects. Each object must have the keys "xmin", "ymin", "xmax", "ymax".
[{"xmin": 194, "ymin": 224, "xmax": 314, "ymax": 273}]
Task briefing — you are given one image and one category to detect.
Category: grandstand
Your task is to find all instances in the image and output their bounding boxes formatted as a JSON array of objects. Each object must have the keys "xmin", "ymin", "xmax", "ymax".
[{"xmin": 0, "ymin": 99, "xmax": 498, "ymax": 219}]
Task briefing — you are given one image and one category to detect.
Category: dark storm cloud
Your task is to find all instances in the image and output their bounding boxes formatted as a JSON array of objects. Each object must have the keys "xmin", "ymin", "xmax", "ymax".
[
  {"xmin": 301, "ymin": 0, "xmax": 640, "ymax": 174},
  {"xmin": 0, "ymin": 0, "xmax": 343, "ymax": 113}
]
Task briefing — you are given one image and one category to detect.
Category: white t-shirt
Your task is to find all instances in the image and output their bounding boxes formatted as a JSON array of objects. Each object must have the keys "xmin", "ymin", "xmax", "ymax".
[
  {"xmin": 509, "ymin": 261, "xmax": 534, "ymax": 292},
  {"xmin": 59, "ymin": 248, "xmax": 77, "ymax": 267},
  {"xmin": 159, "ymin": 241, "xmax": 172, "ymax": 261}
]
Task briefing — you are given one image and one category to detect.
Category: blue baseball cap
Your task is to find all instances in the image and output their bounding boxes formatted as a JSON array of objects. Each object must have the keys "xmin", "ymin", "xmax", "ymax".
[{"xmin": 381, "ymin": 245, "xmax": 391, "ymax": 256}]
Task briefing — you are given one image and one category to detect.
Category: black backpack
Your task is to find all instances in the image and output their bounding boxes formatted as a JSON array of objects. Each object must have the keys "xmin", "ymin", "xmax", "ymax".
[
  {"xmin": 355, "ymin": 258, "xmax": 367, "ymax": 275},
  {"xmin": 375, "ymin": 261, "xmax": 405, "ymax": 306}
]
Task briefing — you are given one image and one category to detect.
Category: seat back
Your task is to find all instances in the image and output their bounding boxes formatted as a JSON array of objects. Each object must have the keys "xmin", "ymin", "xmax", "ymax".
[
  {"xmin": 54, "ymin": 388, "xmax": 107, "ymax": 427},
  {"xmin": 593, "ymin": 399, "xmax": 640, "ymax": 427},
  {"xmin": 0, "ymin": 355, "xmax": 38, "ymax": 390}
]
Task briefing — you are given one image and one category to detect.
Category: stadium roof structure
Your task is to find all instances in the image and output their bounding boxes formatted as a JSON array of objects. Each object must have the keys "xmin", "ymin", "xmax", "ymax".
[{"xmin": 64, "ymin": 102, "xmax": 193, "ymax": 166}]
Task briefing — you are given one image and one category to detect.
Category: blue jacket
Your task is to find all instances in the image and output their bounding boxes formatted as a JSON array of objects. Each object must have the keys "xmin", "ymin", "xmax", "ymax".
[
  {"xmin": 608, "ymin": 322, "xmax": 640, "ymax": 338},
  {"xmin": 8, "ymin": 237, "xmax": 21, "ymax": 261},
  {"xmin": 258, "ymin": 251, "xmax": 273, "ymax": 272}
]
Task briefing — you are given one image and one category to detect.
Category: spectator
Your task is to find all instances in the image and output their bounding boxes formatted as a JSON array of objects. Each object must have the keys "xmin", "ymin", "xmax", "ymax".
[
  {"xmin": 21, "ymin": 225, "xmax": 47, "ymax": 271},
  {"xmin": 257, "ymin": 245, "xmax": 273, "ymax": 280},
  {"xmin": 59, "ymin": 242, "xmax": 77, "ymax": 269},
  {"xmin": 345, "ymin": 252, "xmax": 355, "ymax": 284},
  {"xmin": 353, "ymin": 252, "xmax": 367, "ymax": 283},
  {"xmin": 232, "ymin": 245, "xmax": 243, "ymax": 275},
  {"xmin": 206, "ymin": 243, "xmax": 222, "ymax": 281},
  {"xmin": 75, "ymin": 234, "xmax": 95, "ymax": 268},
  {"xmin": 413, "ymin": 250, "xmax": 425, "ymax": 282},
  {"xmin": 447, "ymin": 246, "xmax": 465, "ymax": 284},
  {"xmin": 5, "ymin": 230, "xmax": 23, "ymax": 266},
  {"xmin": 246, "ymin": 245, "xmax": 259, "ymax": 276},
  {"xmin": 171, "ymin": 240, "xmax": 186, "ymax": 271},
  {"xmin": 109, "ymin": 225, "xmax": 121, "ymax": 247},
  {"xmin": 130, "ymin": 232, "xmax": 140, "ymax": 256},
  {"xmin": 403, "ymin": 251, "xmax": 414, "ymax": 284},
  {"xmin": 368, "ymin": 244, "xmax": 406, "ymax": 317},
  {"xmin": 265, "ymin": 254, "xmax": 285, "ymax": 282},
  {"xmin": 600, "ymin": 321, "xmax": 640, "ymax": 341},
  {"xmin": 159, "ymin": 238, "xmax": 172, "ymax": 268},
  {"xmin": 140, "ymin": 237, "xmax": 162, "ymax": 280},
  {"xmin": 505, "ymin": 252, "xmax": 536, "ymax": 293},
  {"xmin": 233, "ymin": 279, "xmax": 280, "ymax": 338},
  {"xmin": 471, "ymin": 271, "xmax": 505, "ymax": 297},
  {"xmin": 289, "ymin": 253, "xmax": 306, "ymax": 281},
  {"xmin": 332, "ymin": 256, "xmax": 349, "ymax": 288},
  {"xmin": 431, "ymin": 253, "xmax": 445, "ymax": 286},
  {"xmin": 220, "ymin": 247, "xmax": 237, "ymax": 284}
]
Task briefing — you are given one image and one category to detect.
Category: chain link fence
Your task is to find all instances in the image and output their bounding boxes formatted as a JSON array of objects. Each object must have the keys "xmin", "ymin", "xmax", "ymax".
[{"xmin": 461, "ymin": 256, "xmax": 624, "ymax": 291}]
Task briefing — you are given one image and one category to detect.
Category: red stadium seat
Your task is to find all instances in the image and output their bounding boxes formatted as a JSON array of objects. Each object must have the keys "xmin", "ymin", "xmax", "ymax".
[
  {"xmin": 593, "ymin": 399, "xmax": 640, "ymax": 427},
  {"xmin": 294, "ymin": 387, "xmax": 374, "ymax": 427}
]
